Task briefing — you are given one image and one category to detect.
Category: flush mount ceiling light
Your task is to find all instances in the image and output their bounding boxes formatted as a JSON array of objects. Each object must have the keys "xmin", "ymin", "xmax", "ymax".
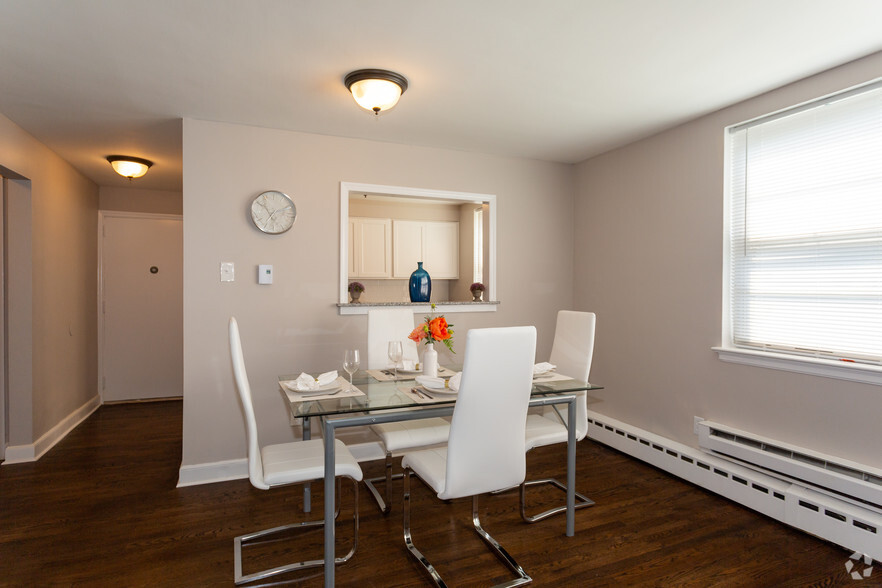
[
  {"xmin": 107, "ymin": 155, "xmax": 153, "ymax": 179},
  {"xmin": 344, "ymin": 69, "xmax": 408, "ymax": 115}
]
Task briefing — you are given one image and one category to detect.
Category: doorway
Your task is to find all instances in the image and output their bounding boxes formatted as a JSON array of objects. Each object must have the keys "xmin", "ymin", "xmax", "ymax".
[
  {"xmin": 0, "ymin": 175, "xmax": 6, "ymax": 460},
  {"xmin": 99, "ymin": 212, "xmax": 183, "ymax": 402}
]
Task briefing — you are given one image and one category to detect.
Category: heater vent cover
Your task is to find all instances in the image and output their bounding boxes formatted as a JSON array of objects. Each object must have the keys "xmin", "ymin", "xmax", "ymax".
[{"xmin": 697, "ymin": 420, "xmax": 882, "ymax": 512}]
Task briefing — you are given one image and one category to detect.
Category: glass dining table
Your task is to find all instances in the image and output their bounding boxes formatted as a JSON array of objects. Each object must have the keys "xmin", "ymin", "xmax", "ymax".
[{"xmin": 279, "ymin": 368, "xmax": 602, "ymax": 587}]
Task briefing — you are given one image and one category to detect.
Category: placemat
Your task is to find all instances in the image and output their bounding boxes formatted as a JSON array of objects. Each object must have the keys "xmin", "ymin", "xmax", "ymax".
[
  {"xmin": 396, "ymin": 385, "xmax": 444, "ymax": 404},
  {"xmin": 281, "ymin": 377, "xmax": 365, "ymax": 402},
  {"xmin": 532, "ymin": 372, "xmax": 573, "ymax": 383},
  {"xmin": 368, "ymin": 366, "xmax": 457, "ymax": 382}
]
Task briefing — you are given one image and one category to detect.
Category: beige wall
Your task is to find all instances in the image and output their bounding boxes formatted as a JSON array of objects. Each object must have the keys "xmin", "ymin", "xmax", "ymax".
[
  {"xmin": 0, "ymin": 113, "xmax": 98, "ymax": 446},
  {"xmin": 181, "ymin": 118, "xmax": 575, "ymax": 466},
  {"xmin": 99, "ymin": 186, "xmax": 182, "ymax": 215},
  {"xmin": 574, "ymin": 51, "xmax": 882, "ymax": 469}
]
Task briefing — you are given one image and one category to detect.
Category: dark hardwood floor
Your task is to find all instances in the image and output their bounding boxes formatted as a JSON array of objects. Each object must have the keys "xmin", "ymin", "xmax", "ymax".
[{"xmin": 0, "ymin": 401, "xmax": 873, "ymax": 587}]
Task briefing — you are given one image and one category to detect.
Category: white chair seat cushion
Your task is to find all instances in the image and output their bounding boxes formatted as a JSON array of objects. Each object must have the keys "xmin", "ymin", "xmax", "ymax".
[
  {"xmin": 524, "ymin": 414, "xmax": 567, "ymax": 451},
  {"xmin": 370, "ymin": 418, "xmax": 450, "ymax": 453},
  {"xmin": 401, "ymin": 447, "xmax": 448, "ymax": 496},
  {"xmin": 262, "ymin": 439, "xmax": 363, "ymax": 487}
]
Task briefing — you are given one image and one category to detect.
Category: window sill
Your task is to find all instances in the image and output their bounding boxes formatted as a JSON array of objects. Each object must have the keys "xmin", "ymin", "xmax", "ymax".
[
  {"xmin": 713, "ymin": 346, "xmax": 882, "ymax": 386},
  {"xmin": 337, "ymin": 301, "xmax": 500, "ymax": 316}
]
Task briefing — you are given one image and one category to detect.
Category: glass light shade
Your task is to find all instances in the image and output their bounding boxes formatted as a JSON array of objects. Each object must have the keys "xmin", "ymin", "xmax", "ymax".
[
  {"xmin": 107, "ymin": 156, "xmax": 152, "ymax": 179},
  {"xmin": 349, "ymin": 78, "xmax": 403, "ymax": 113}
]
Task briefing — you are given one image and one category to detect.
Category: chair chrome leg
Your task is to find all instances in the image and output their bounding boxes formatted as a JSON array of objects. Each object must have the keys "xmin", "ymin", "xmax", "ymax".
[
  {"xmin": 234, "ymin": 477, "xmax": 359, "ymax": 585},
  {"xmin": 472, "ymin": 495, "xmax": 532, "ymax": 587},
  {"xmin": 519, "ymin": 477, "xmax": 594, "ymax": 523},
  {"xmin": 364, "ymin": 452, "xmax": 405, "ymax": 514},
  {"xmin": 402, "ymin": 467, "xmax": 448, "ymax": 587}
]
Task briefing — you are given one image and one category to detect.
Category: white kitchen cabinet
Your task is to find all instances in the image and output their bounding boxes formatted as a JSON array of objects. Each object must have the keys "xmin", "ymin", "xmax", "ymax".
[
  {"xmin": 350, "ymin": 217, "xmax": 392, "ymax": 278},
  {"xmin": 393, "ymin": 220, "xmax": 459, "ymax": 279}
]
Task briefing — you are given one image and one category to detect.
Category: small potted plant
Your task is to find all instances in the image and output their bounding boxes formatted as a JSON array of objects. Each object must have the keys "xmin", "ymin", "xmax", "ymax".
[
  {"xmin": 469, "ymin": 282, "xmax": 485, "ymax": 302},
  {"xmin": 348, "ymin": 281, "xmax": 365, "ymax": 303}
]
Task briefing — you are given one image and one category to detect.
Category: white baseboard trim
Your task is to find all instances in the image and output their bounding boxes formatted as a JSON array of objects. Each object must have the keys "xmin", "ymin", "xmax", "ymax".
[
  {"xmin": 3, "ymin": 395, "xmax": 101, "ymax": 465},
  {"xmin": 177, "ymin": 458, "xmax": 248, "ymax": 487},
  {"xmin": 176, "ymin": 440, "xmax": 387, "ymax": 488}
]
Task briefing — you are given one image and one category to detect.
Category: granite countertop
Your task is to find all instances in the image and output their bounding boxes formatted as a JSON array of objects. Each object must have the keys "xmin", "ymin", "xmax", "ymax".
[{"xmin": 337, "ymin": 300, "xmax": 500, "ymax": 308}]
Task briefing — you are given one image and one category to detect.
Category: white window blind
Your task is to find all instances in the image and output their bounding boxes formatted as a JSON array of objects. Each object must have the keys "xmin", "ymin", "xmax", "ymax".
[{"xmin": 727, "ymin": 81, "xmax": 882, "ymax": 365}]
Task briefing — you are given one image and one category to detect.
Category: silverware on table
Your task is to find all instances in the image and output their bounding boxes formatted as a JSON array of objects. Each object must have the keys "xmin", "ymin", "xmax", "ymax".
[{"xmin": 410, "ymin": 386, "xmax": 436, "ymax": 400}]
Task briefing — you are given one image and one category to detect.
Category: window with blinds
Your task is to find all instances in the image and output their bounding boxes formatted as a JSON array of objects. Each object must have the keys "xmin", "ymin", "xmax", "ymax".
[{"xmin": 726, "ymin": 80, "xmax": 882, "ymax": 365}]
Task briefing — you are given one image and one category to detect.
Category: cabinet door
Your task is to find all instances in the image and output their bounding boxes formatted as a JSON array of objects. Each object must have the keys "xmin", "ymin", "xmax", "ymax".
[
  {"xmin": 424, "ymin": 221, "xmax": 459, "ymax": 279},
  {"xmin": 351, "ymin": 217, "xmax": 392, "ymax": 278},
  {"xmin": 392, "ymin": 220, "xmax": 424, "ymax": 278}
]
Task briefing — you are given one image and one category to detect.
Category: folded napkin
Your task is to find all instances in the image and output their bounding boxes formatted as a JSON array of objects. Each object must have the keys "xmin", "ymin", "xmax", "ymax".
[
  {"xmin": 416, "ymin": 372, "xmax": 462, "ymax": 391},
  {"xmin": 293, "ymin": 370, "xmax": 338, "ymax": 391},
  {"xmin": 401, "ymin": 359, "xmax": 416, "ymax": 371},
  {"xmin": 533, "ymin": 362, "xmax": 556, "ymax": 376}
]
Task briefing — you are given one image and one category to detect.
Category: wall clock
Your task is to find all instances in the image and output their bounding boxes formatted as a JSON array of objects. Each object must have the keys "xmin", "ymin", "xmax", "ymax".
[{"xmin": 250, "ymin": 190, "xmax": 296, "ymax": 234}]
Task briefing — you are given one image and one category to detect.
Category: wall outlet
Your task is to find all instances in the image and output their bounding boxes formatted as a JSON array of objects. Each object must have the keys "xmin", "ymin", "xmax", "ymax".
[{"xmin": 693, "ymin": 416, "xmax": 704, "ymax": 435}]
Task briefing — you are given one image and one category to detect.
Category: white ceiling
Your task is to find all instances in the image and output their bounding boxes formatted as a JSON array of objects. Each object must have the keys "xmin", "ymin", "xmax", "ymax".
[{"xmin": 2, "ymin": 0, "xmax": 882, "ymax": 191}]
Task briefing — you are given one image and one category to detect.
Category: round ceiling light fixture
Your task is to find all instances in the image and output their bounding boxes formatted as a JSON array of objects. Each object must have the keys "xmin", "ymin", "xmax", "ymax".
[
  {"xmin": 107, "ymin": 155, "xmax": 153, "ymax": 179},
  {"xmin": 344, "ymin": 69, "xmax": 408, "ymax": 115}
]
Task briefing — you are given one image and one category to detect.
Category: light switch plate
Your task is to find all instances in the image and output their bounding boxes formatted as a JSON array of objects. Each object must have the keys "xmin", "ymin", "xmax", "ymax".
[
  {"xmin": 220, "ymin": 262, "xmax": 235, "ymax": 282},
  {"xmin": 258, "ymin": 264, "xmax": 273, "ymax": 284}
]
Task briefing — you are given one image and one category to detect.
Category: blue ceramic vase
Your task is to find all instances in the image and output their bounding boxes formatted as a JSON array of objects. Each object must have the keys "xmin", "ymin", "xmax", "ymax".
[{"xmin": 409, "ymin": 262, "xmax": 431, "ymax": 302}]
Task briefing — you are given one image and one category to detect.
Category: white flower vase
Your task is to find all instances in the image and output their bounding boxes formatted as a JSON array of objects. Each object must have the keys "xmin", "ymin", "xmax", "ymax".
[{"xmin": 422, "ymin": 342, "xmax": 438, "ymax": 378}]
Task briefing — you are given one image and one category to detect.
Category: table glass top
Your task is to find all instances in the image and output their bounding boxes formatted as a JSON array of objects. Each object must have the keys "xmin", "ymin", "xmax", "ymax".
[{"xmin": 281, "ymin": 368, "xmax": 602, "ymax": 418}]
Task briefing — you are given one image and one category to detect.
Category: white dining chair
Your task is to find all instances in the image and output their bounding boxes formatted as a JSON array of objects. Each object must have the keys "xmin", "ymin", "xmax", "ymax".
[
  {"xmin": 229, "ymin": 317, "xmax": 363, "ymax": 585},
  {"xmin": 521, "ymin": 310, "xmax": 596, "ymax": 523},
  {"xmin": 367, "ymin": 307, "xmax": 420, "ymax": 370},
  {"xmin": 364, "ymin": 308, "xmax": 451, "ymax": 514},
  {"xmin": 401, "ymin": 326, "xmax": 536, "ymax": 587}
]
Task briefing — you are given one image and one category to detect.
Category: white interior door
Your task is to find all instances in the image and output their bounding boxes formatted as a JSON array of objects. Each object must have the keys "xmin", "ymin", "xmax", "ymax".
[
  {"xmin": 0, "ymin": 176, "xmax": 6, "ymax": 459},
  {"xmin": 101, "ymin": 214, "xmax": 183, "ymax": 402}
]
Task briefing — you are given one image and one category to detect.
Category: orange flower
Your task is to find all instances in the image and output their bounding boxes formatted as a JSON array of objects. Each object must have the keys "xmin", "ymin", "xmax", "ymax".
[
  {"xmin": 408, "ymin": 324, "xmax": 428, "ymax": 343},
  {"xmin": 428, "ymin": 317, "xmax": 450, "ymax": 341},
  {"xmin": 406, "ymin": 305, "xmax": 455, "ymax": 353}
]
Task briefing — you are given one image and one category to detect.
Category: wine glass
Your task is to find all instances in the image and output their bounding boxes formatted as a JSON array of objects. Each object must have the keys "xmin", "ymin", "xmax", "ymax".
[
  {"xmin": 343, "ymin": 349, "xmax": 360, "ymax": 389},
  {"xmin": 387, "ymin": 341, "xmax": 403, "ymax": 380}
]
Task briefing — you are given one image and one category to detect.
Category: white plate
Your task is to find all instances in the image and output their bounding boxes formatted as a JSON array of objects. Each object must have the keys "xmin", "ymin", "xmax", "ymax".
[
  {"xmin": 295, "ymin": 386, "xmax": 343, "ymax": 398},
  {"xmin": 396, "ymin": 368, "xmax": 423, "ymax": 375},
  {"xmin": 420, "ymin": 379, "xmax": 448, "ymax": 390}
]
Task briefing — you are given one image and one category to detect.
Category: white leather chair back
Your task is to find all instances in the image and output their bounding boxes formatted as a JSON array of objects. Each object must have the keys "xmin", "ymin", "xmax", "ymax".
[
  {"xmin": 547, "ymin": 310, "xmax": 595, "ymax": 441},
  {"xmin": 549, "ymin": 311, "xmax": 595, "ymax": 382},
  {"xmin": 441, "ymin": 326, "xmax": 537, "ymax": 500},
  {"xmin": 229, "ymin": 317, "xmax": 269, "ymax": 490},
  {"xmin": 367, "ymin": 308, "xmax": 419, "ymax": 369}
]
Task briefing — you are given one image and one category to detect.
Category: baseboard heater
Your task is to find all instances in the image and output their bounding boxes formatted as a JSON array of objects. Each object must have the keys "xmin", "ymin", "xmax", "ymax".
[{"xmin": 585, "ymin": 410, "xmax": 881, "ymax": 561}]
